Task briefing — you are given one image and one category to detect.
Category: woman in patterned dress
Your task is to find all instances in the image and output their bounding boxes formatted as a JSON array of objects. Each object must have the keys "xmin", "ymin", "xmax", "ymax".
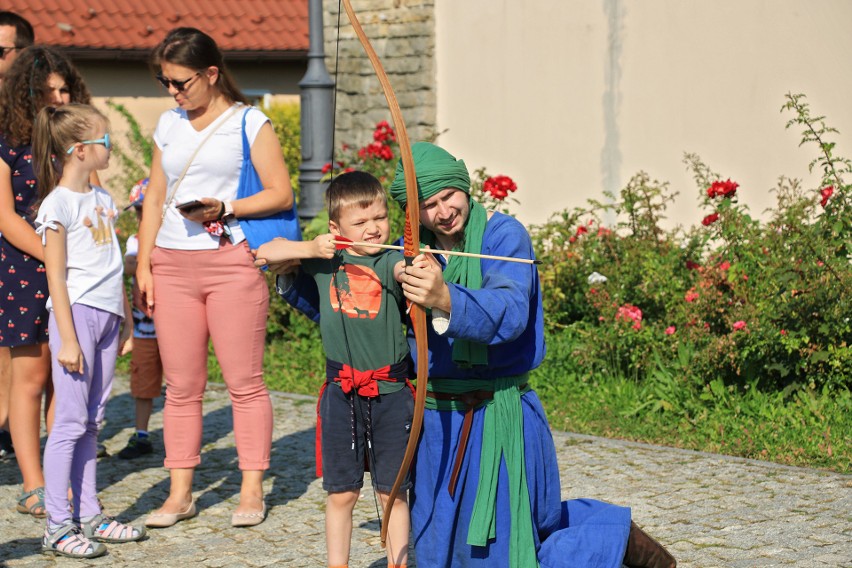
[{"xmin": 0, "ymin": 45, "xmax": 92, "ymax": 517}]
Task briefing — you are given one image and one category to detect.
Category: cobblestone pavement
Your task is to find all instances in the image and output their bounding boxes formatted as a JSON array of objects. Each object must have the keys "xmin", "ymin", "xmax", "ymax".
[{"xmin": 1, "ymin": 376, "xmax": 849, "ymax": 567}]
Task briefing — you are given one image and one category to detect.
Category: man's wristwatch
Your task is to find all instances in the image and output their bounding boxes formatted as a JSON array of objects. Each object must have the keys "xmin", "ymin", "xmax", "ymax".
[{"xmin": 221, "ymin": 200, "xmax": 235, "ymax": 221}]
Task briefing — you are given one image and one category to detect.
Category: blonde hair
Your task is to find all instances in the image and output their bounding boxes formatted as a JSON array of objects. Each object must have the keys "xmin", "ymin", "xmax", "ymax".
[
  {"xmin": 31, "ymin": 103, "xmax": 108, "ymax": 205},
  {"xmin": 327, "ymin": 171, "xmax": 387, "ymax": 223}
]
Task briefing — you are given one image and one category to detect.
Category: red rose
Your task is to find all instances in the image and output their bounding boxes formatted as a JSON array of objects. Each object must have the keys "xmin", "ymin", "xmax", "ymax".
[
  {"xmin": 483, "ymin": 175, "xmax": 517, "ymax": 201},
  {"xmin": 702, "ymin": 212, "xmax": 719, "ymax": 226},
  {"xmin": 685, "ymin": 260, "xmax": 700, "ymax": 270},
  {"xmin": 665, "ymin": 326, "xmax": 676, "ymax": 335},
  {"xmin": 378, "ymin": 143, "xmax": 394, "ymax": 161},
  {"xmin": 707, "ymin": 179, "xmax": 739, "ymax": 199},
  {"xmin": 359, "ymin": 142, "xmax": 395, "ymax": 162},
  {"xmin": 373, "ymin": 121, "xmax": 396, "ymax": 143},
  {"xmin": 820, "ymin": 185, "xmax": 834, "ymax": 207},
  {"xmin": 321, "ymin": 162, "xmax": 333, "ymax": 174},
  {"xmin": 732, "ymin": 320, "xmax": 747, "ymax": 331}
]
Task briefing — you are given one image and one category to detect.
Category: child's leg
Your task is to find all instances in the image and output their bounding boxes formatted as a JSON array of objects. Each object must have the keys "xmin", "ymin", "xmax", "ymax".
[
  {"xmin": 377, "ymin": 490, "xmax": 410, "ymax": 567},
  {"xmin": 326, "ymin": 490, "xmax": 359, "ymax": 566},
  {"xmin": 129, "ymin": 337, "xmax": 162, "ymax": 432},
  {"xmin": 44, "ymin": 306, "xmax": 117, "ymax": 524},
  {"xmin": 134, "ymin": 398, "xmax": 154, "ymax": 431},
  {"xmin": 369, "ymin": 389, "xmax": 414, "ymax": 567},
  {"xmin": 72, "ymin": 307, "xmax": 119, "ymax": 518}
]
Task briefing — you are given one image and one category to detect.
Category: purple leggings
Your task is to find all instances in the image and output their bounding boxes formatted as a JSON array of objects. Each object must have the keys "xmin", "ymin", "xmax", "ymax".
[{"xmin": 44, "ymin": 304, "xmax": 119, "ymax": 524}]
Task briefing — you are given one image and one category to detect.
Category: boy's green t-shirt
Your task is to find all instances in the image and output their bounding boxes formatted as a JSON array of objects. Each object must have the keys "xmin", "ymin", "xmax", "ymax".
[{"xmin": 302, "ymin": 249, "xmax": 410, "ymax": 393}]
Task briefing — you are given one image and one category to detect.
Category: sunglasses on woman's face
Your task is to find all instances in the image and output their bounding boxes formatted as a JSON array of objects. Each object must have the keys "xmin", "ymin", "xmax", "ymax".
[
  {"xmin": 155, "ymin": 72, "xmax": 201, "ymax": 92},
  {"xmin": 65, "ymin": 133, "xmax": 111, "ymax": 155},
  {"xmin": 0, "ymin": 46, "xmax": 18, "ymax": 58}
]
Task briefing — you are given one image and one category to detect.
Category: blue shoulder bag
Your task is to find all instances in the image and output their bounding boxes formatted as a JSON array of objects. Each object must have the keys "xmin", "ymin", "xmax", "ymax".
[{"xmin": 236, "ymin": 108, "xmax": 301, "ymax": 248}]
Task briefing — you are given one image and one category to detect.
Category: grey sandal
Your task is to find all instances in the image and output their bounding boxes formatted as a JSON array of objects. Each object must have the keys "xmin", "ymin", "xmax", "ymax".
[
  {"xmin": 16, "ymin": 487, "xmax": 46, "ymax": 518},
  {"xmin": 42, "ymin": 522, "xmax": 107, "ymax": 558},
  {"xmin": 79, "ymin": 513, "xmax": 146, "ymax": 543}
]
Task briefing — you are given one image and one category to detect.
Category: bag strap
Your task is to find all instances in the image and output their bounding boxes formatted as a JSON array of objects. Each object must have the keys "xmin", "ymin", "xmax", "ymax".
[
  {"xmin": 241, "ymin": 107, "xmax": 252, "ymax": 158},
  {"xmin": 161, "ymin": 104, "xmax": 243, "ymax": 220}
]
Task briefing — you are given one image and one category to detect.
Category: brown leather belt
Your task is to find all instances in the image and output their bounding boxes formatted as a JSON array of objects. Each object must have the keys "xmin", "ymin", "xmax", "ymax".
[{"xmin": 429, "ymin": 384, "xmax": 527, "ymax": 498}]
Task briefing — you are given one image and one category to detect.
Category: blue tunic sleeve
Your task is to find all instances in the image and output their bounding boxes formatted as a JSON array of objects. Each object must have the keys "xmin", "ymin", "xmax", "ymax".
[
  {"xmin": 276, "ymin": 269, "xmax": 321, "ymax": 323},
  {"xmin": 417, "ymin": 212, "xmax": 546, "ymax": 379}
]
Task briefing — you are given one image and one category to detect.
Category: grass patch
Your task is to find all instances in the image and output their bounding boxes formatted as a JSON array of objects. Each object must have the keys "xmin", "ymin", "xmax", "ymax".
[
  {"xmin": 532, "ymin": 334, "xmax": 851, "ymax": 474},
  {"xmin": 117, "ymin": 330, "xmax": 851, "ymax": 475}
]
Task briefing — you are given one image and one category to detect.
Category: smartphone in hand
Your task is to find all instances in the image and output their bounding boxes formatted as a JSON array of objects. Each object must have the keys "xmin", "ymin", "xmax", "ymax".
[{"xmin": 176, "ymin": 200, "xmax": 204, "ymax": 212}]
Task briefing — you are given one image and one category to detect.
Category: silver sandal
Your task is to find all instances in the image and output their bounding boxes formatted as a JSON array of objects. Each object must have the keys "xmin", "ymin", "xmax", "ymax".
[
  {"xmin": 42, "ymin": 522, "xmax": 107, "ymax": 558},
  {"xmin": 79, "ymin": 513, "xmax": 146, "ymax": 543}
]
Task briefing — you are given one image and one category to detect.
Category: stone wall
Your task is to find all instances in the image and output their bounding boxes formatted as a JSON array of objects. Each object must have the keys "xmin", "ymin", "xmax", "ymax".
[{"xmin": 323, "ymin": 0, "xmax": 436, "ymax": 148}]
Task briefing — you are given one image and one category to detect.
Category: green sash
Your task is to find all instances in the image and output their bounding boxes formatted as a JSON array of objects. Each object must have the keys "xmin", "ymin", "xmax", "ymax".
[{"xmin": 427, "ymin": 376, "xmax": 539, "ymax": 568}]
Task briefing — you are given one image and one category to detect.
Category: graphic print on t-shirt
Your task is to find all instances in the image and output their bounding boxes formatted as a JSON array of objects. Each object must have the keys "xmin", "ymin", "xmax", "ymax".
[
  {"xmin": 329, "ymin": 263, "xmax": 382, "ymax": 320},
  {"xmin": 82, "ymin": 205, "xmax": 117, "ymax": 247}
]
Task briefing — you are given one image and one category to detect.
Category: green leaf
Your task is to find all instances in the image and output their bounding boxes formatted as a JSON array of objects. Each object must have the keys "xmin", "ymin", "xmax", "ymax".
[{"xmin": 811, "ymin": 351, "xmax": 831, "ymax": 363}]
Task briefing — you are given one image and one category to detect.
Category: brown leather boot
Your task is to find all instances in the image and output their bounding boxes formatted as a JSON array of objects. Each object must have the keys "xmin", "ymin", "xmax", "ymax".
[{"xmin": 623, "ymin": 522, "xmax": 677, "ymax": 568}]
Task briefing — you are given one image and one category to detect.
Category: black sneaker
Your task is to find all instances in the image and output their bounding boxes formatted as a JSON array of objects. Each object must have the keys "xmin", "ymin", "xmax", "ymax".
[
  {"xmin": 0, "ymin": 429, "xmax": 14, "ymax": 460},
  {"xmin": 117, "ymin": 433, "xmax": 153, "ymax": 459}
]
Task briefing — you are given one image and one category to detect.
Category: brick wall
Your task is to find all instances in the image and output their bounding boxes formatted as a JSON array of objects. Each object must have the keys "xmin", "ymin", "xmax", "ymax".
[{"xmin": 324, "ymin": 0, "xmax": 436, "ymax": 147}]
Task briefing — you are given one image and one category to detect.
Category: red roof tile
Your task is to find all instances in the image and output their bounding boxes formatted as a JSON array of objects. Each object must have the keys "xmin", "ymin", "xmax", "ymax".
[{"xmin": 2, "ymin": 0, "xmax": 308, "ymax": 54}]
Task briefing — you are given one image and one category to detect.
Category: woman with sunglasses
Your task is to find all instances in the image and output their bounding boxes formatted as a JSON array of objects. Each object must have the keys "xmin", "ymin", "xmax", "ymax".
[
  {"xmin": 136, "ymin": 27, "xmax": 294, "ymax": 528},
  {"xmin": 0, "ymin": 45, "xmax": 92, "ymax": 519}
]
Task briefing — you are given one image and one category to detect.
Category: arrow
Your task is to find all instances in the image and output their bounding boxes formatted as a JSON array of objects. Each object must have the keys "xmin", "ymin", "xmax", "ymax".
[{"xmin": 332, "ymin": 236, "xmax": 542, "ymax": 265}]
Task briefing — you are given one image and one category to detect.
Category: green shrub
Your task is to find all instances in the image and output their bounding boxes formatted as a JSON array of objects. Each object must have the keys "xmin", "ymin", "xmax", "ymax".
[
  {"xmin": 532, "ymin": 93, "xmax": 851, "ymax": 394},
  {"xmin": 264, "ymin": 102, "xmax": 301, "ymax": 196}
]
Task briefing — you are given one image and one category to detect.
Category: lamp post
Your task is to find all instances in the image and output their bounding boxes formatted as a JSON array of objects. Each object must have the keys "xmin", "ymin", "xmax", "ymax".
[{"xmin": 298, "ymin": 0, "xmax": 335, "ymax": 219}]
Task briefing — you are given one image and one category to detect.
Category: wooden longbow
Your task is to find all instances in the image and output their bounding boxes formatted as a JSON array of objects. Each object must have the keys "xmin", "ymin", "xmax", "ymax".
[{"xmin": 339, "ymin": 0, "xmax": 429, "ymax": 548}]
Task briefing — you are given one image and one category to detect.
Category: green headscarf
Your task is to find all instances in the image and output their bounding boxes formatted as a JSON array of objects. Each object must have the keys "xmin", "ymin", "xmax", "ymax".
[{"xmin": 389, "ymin": 142, "xmax": 488, "ymax": 367}]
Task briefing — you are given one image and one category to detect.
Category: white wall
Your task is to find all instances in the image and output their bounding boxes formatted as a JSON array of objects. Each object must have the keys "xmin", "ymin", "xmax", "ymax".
[{"xmin": 435, "ymin": 0, "xmax": 852, "ymax": 228}]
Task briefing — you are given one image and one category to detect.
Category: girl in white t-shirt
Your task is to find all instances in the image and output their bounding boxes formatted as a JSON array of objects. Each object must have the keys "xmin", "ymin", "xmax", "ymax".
[{"xmin": 31, "ymin": 103, "xmax": 143, "ymax": 558}]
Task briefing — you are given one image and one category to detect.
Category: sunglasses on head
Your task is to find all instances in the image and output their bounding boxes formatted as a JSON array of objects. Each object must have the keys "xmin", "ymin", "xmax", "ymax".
[
  {"xmin": 65, "ymin": 133, "xmax": 111, "ymax": 155},
  {"xmin": 155, "ymin": 72, "xmax": 201, "ymax": 92}
]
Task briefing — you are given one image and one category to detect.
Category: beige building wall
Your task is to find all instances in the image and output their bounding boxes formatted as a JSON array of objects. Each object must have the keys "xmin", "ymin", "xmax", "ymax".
[{"xmin": 435, "ymin": 0, "xmax": 852, "ymax": 228}]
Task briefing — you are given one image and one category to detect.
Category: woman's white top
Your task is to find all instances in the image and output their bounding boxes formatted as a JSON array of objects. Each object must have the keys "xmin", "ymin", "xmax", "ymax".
[
  {"xmin": 153, "ymin": 104, "xmax": 269, "ymax": 250},
  {"xmin": 35, "ymin": 185, "xmax": 125, "ymax": 317}
]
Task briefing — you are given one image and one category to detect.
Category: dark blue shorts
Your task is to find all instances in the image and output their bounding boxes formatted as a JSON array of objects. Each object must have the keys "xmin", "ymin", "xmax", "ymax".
[{"xmin": 319, "ymin": 384, "xmax": 414, "ymax": 493}]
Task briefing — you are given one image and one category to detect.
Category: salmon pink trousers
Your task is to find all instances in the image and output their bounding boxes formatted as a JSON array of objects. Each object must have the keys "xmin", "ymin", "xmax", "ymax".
[{"xmin": 151, "ymin": 241, "xmax": 272, "ymax": 470}]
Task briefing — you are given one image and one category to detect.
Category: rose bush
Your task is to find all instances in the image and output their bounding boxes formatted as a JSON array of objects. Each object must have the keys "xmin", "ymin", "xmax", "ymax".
[{"xmin": 531, "ymin": 93, "xmax": 851, "ymax": 396}]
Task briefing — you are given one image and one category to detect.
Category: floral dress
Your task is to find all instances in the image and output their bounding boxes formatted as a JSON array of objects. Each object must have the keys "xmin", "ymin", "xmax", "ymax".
[{"xmin": 0, "ymin": 136, "xmax": 49, "ymax": 346}]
